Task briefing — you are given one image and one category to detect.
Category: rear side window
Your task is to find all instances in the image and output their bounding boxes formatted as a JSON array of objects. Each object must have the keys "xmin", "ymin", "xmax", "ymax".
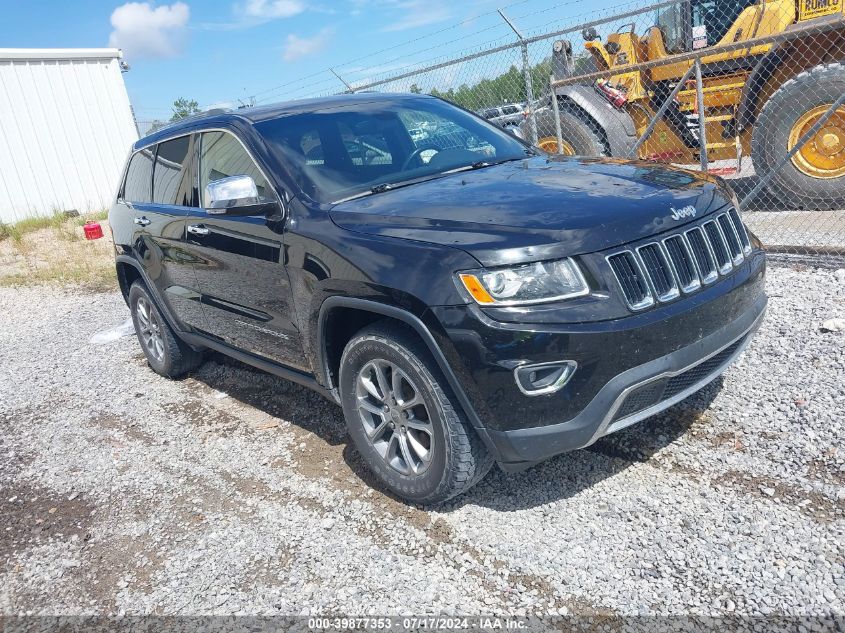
[
  {"xmin": 482, "ymin": 109, "xmax": 499, "ymax": 119},
  {"xmin": 153, "ymin": 135, "xmax": 195, "ymax": 206},
  {"xmin": 198, "ymin": 131, "xmax": 272, "ymax": 206},
  {"xmin": 501, "ymin": 105, "xmax": 520, "ymax": 115},
  {"xmin": 123, "ymin": 149, "xmax": 153, "ymax": 203}
]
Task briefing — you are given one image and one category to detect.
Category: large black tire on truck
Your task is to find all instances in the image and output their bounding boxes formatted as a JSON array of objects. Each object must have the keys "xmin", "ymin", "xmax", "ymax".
[
  {"xmin": 751, "ymin": 62, "xmax": 845, "ymax": 209},
  {"xmin": 533, "ymin": 104, "xmax": 610, "ymax": 157}
]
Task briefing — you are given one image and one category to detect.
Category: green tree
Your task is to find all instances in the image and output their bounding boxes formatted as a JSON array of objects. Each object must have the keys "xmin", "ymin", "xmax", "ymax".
[
  {"xmin": 170, "ymin": 98, "xmax": 201, "ymax": 121},
  {"xmin": 422, "ymin": 56, "xmax": 594, "ymax": 112},
  {"xmin": 409, "ymin": 83, "xmax": 421, "ymax": 94},
  {"xmin": 147, "ymin": 120, "xmax": 168, "ymax": 134}
]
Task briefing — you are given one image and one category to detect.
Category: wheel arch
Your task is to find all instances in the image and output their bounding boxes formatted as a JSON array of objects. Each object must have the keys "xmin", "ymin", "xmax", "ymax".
[
  {"xmin": 116, "ymin": 258, "xmax": 142, "ymax": 306},
  {"xmin": 552, "ymin": 85, "xmax": 638, "ymax": 156},
  {"xmin": 316, "ymin": 297, "xmax": 502, "ymax": 460},
  {"xmin": 115, "ymin": 255, "xmax": 185, "ymax": 337}
]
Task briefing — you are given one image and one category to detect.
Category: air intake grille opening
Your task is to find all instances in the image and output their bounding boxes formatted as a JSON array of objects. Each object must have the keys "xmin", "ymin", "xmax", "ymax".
[
  {"xmin": 704, "ymin": 221, "xmax": 731, "ymax": 272},
  {"xmin": 718, "ymin": 214, "xmax": 743, "ymax": 261},
  {"xmin": 664, "ymin": 235, "xmax": 699, "ymax": 291},
  {"xmin": 685, "ymin": 228, "xmax": 717, "ymax": 283},
  {"xmin": 612, "ymin": 335, "xmax": 747, "ymax": 423},
  {"xmin": 638, "ymin": 243, "xmax": 678, "ymax": 300},
  {"xmin": 728, "ymin": 208, "xmax": 751, "ymax": 252},
  {"xmin": 607, "ymin": 252, "xmax": 652, "ymax": 309},
  {"xmin": 663, "ymin": 337, "xmax": 745, "ymax": 399}
]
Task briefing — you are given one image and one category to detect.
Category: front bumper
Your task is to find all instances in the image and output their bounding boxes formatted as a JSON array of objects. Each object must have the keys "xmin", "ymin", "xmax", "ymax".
[
  {"xmin": 488, "ymin": 296, "xmax": 765, "ymax": 467},
  {"xmin": 428, "ymin": 250, "xmax": 766, "ymax": 467}
]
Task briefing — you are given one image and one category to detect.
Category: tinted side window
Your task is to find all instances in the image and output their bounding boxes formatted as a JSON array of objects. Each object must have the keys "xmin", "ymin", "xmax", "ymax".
[
  {"xmin": 199, "ymin": 131, "xmax": 272, "ymax": 206},
  {"xmin": 153, "ymin": 135, "xmax": 195, "ymax": 206},
  {"xmin": 123, "ymin": 149, "xmax": 153, "ymax": 203},
  {"xmin": 501, "ymin": 105, "xmax": 519, "ymax": 115}
]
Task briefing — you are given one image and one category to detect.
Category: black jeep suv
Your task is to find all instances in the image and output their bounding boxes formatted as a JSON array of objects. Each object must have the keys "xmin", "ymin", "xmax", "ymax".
[{"xmin": 110, "ymin": 93, "xmax": 766, "ymax": 503}]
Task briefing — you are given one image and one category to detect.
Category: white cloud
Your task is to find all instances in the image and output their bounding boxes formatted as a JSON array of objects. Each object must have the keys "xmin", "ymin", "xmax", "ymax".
[
  {"xmin": 282, "ymin": 27, "xmax": 333, "ymax": 61},
  {"xmin": 381, "ymin": 1, "xmax": 452, "ymax": 32},
  {"xmin": 196, "ymin": 0, "xmax": 305, "ymax": 30},
  {"xmin": 242, "ymin": 0, "xmax": 305, "ymax": 19},
  {"xmin": 108, "ymin": 2, "xmax": 190, "ymax": 59},
  {"xmin": 350, "ymin": 0, "xmax": 452, "ymax": 32}
]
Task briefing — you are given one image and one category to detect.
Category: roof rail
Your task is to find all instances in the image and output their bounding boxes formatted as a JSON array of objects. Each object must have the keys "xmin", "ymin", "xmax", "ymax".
[{"xmin": 143, "ymin": 107, "xmax": 233, "ymax": 137}]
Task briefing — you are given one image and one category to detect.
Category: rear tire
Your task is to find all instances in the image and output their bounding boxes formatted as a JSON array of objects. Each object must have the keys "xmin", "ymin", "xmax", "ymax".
[
  {"xmin": 129, "ymin": 281, "xmax": 203, "ymax": 378},
  {"xmin": 339, "ymin": 321, "xmax": 493, "ymax": 504},
  {"xmin": 752, "ymin": 62, "xmax": 845, "ymax": 209}
]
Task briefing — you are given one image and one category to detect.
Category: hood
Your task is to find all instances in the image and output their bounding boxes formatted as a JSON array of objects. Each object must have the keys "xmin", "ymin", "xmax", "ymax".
[{"xmin": 329, "ymin": 155, "xmax": 731, "ymax": 267}]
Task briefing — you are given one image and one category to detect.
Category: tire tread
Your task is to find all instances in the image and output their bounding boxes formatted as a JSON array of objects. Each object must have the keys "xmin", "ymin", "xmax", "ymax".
[
  {"xmin": 752, "ymin": 62, "xmax": 845, "ymax": 208},
  {"xmin": 340, "ymin": 321, "xmax": 493, "ymax": 504},
  {"xmin": 129, "ymin": 281, "xmax": 203, "ymax": 379}
]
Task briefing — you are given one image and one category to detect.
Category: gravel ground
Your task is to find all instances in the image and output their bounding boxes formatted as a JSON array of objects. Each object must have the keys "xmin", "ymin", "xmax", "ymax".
[{"xmin": 0, "ymin": 262, "xmax": 843, "ymax": 618}]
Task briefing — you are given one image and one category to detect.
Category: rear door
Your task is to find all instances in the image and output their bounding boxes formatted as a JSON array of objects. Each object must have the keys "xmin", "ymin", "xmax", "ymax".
[
  {"xmin": 148, "ymin": 134, "xmax": 207, "ymax": 330},
  {"xmin": 118, "ymin": 140, "xmax": 203, "ymax": 331},
  {"xmin": 183, "ymin": 129, "xmax": 305, "ymax": 370}
]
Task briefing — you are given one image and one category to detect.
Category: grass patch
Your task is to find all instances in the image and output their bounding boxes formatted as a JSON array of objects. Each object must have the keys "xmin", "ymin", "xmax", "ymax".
[
  {"xmin": 0, "ymin": 210, "xmax": 109, "ymax": 242},
  {"xmin": 0, "ymin": 210, "xmax": 116, "ymax": 292},
  {"xmin": 0, "ymin": 263, "xmax": 116, "ymax": 292}
]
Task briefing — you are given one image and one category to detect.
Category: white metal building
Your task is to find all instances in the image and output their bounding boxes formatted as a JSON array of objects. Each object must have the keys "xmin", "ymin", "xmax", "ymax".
[{"xmin": 0, "ymin": 48, "xmax": 138, "ymax": 223}]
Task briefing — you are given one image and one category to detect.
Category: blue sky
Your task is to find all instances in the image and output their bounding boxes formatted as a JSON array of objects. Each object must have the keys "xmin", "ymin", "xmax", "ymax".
[{"xmin": 4, "ymin": 0, "xmax": 627, "ymax": 122}]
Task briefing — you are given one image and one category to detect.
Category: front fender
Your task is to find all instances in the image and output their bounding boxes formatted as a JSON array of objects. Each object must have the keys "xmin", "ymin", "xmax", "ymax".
[{"xmin": 552, "ymin": 85, "xmax": 638, "ymax": 157}]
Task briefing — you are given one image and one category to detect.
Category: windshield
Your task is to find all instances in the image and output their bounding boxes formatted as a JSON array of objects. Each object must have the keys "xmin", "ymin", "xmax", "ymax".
[
  {"xmin": 255, "ymin": 97, "xmax": 533, "ymax": 204},
  {"xmin": 655, "ymin": 2, "xmax": 686, "ymax": 53}
]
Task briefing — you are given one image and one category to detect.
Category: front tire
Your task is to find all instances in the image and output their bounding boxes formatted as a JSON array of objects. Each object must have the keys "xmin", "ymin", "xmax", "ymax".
[
  {"xmin": 339, "ymin": 322, "xmax": 493, "ymax": 504},
  {"xmin": 752, "ymin": 62, "xmax": 845, "ymax": 209},
  {"xmin": 129, "ymin": 281, "xmax": 203, "ymax": 378},
  {"xmin": 537, "ymin": 106, "xmax": 609, "ymax": 156}
]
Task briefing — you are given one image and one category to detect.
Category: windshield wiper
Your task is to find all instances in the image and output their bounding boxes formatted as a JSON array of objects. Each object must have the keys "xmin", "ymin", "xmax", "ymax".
[
  {"xmin": 333, "ymin": 176, "xmax": 434, "ymax": 203},
  {"xmin": 445, "ymin": 155, "xmax": 527, "ymax": 175},
  {"xmin": 333, "ymin": 153, "xmax": 536, "ymax": 204}
]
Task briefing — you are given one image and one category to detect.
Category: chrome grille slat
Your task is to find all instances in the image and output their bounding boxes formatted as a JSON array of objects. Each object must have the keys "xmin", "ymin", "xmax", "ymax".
[
  {"xmin": 606, "ymin": 252, "xmax": 654, "ymax": 311},
  {"xmin": 636, "ymin": 242, "xmax": 680, "ymax": 302},
  {"xmin": 663, "ymin": 235, "xmax": 701, "ymax": 293},
  {"xmin": 717, "ymin": 213, "xmax": 744, "ymax": 265},
  {"xmin": 608, "ymin": 210, "xmax": 754, "ymax": 311},
  {"xmin": 728, "ymin": 207, "xmax": 752, "ymax": 255},
  {"xmin": 703, "ymin": 220, "xmax": 733, "ymax": 274},
  {"xmin": 684, "ymin": 227, "xmax": 718, "ymax": 285}
]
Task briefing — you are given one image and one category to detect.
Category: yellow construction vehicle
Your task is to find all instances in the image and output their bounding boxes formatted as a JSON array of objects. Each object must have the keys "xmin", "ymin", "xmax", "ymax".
[{"xmin": 526, "ymin": 0, "xmax": 845, "ymax": 207}]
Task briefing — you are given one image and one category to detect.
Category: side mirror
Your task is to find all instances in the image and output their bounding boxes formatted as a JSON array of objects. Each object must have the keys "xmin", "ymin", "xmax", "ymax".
[{"xmin": 205, "ymin": 175, "xmax": 279, "ymax": 216}]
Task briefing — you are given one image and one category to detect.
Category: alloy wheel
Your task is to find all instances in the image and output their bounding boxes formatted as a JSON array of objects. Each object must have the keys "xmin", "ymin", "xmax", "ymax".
[
  {"xmin": 788, "ymin": 104, "xmax": 845, "ymax": 179},
  {"xmin": 354, "ymin": 359, "xmax": 434, "ymax": 476},
  {"xmin": 136, "ymin": 297, "xmax": 165, "ymax": 363},
  {"xmin": 538, "ymin": 136, "xmax": 576, "ymax": 155}
]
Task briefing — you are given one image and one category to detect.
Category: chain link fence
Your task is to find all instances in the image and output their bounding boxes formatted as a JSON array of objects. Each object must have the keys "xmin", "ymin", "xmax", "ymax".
[{"xmin": 340, "ymin": 0, "xmax": 845, "ymax": 256}]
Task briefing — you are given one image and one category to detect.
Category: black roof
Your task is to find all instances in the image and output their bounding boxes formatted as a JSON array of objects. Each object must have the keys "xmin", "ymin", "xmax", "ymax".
[{"xmin": 135, "ymin": 92, "xmax": 432, "ymax": 150}]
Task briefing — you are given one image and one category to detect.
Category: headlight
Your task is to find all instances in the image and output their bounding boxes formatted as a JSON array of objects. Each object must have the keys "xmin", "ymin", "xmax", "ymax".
[{"xmin": 457, "ymin": 258, "xmax": 589, "ymax": 306}]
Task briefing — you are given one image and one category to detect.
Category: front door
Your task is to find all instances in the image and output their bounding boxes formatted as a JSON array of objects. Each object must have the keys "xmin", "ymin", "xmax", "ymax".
[{"xmin": 184, "ymin": 129, "xmax": 305, "ymax": 371}]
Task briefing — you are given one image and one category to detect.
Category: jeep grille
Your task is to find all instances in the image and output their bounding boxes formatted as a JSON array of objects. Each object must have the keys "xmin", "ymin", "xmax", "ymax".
[{"xmin": 607, "ymin": 209, "xmax": 752, "ymax": 311}]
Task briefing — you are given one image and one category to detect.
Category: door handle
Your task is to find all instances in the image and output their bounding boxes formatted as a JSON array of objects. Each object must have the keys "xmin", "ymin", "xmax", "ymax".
[
  {"xmin": 187, "ymin": 224, "xmax": 210, "ymax": 236},
  {"xmin": 134, "ymin": 216, "xmax": 150, "ymax": 227}
]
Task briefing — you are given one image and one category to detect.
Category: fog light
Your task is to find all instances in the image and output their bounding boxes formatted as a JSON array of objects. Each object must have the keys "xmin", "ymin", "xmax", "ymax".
[{"xmin": 514, "ymin": 361, "xmax": 577, "ymax": 396}]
